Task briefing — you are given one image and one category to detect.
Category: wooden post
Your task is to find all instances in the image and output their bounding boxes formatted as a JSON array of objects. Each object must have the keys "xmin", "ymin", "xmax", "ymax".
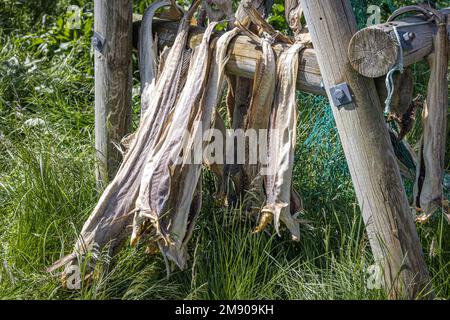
[
  {"xmin": 302, "ymin": 0, "xmax": 432, "ymax": 299},
  {"xmin": 94, "ymin": 0, "xmax": 133, "ymax": 184}
]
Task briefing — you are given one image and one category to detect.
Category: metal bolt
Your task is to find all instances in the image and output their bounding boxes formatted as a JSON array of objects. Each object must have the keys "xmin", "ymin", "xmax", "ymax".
[
  {"xmin": 320, "ymin": 80, "xmax": 325, "ymax": 90},
  {"xmin": 330, "ymin": 82, "xmax": 352, "ymax": 107},
  {"xmin": 334, "ymin": 88, "xmax": 345, "ymax": 101},
  {"xmin": 402, "ymin": 32, "xmax": 416, "ymax": 43}
]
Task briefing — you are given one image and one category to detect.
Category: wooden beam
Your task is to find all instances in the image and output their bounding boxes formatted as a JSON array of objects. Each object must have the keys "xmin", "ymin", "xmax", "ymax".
[
  {"xmin": 348, "ymin": 9, "xmax": 450, "ymax": 78},
  {"xmin": 136, "ymin": 18, "xmax": 421, "ymax": 181},
  {"xmin": 302, "ymin": 0, "xmax": 432, "ymax": 299},
  {"xmin": 136, "ymin": 20, "xmax": 325, "ymax": 96},
  {"xmin": 135, "ymin": 16, "xmax": 446, "ymax": 95},
  {"xmin": 94, "ymin": 0, "xmax": 133, "ymax": 184}
]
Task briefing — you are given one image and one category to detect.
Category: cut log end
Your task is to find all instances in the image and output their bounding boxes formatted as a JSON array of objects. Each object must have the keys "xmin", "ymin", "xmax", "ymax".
[{"xmin": 348, "ymin": 27, "xmax": 400, "ymax": 78}]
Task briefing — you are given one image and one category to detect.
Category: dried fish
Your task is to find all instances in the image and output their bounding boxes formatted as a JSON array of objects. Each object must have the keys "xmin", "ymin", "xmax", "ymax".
[
  {"xmin": 223, "ymin": 75, "xmax": 252, "ymax": 198},
  {"xmin": 200, "ymin": 0, "xmax": 234, "ymax": 23},
  {"xmin": 139, "ymin": 0, "xmax": 173, "ymax": 95},
  {"xmin": 240, "ymin": 0, "xmax": 292, "ymax": 44},
  {"xmin": 131, "ymin": 26, "xmax": 242, "ymax": 269},
  {"xmin": 285, "ymin": 0, "xmax": 303, "ymax": 35},
  {"xmin": 50, "ymin": 0, "xmax": 310, "ymax": 278},
  {"xmin": 131, "ymin": 22, "xmax": 218, "ymax": 259},
  {"xmin": 244, "ymin": 36, "xmax": 276, "ymax": 178},
  {"xmin": 222, "ymin": 0, "xmax": 270, "ymax": 201},
  {"xmin": 204, "ymin": 110, "xmax": 228, "ymax": 203},
  {"xmin": 160, "ymin": 29, "xmax": 242, "ymax": 268},
  {"xmin": 235, "ymin": 0, "xmax": 267, "ymax": 23}
]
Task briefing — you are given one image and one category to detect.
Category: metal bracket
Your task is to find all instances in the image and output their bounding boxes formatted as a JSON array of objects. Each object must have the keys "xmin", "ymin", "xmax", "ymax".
[
  {"xmin": 92, "ymin": 32, "xmax": 105, "ymax": 53},
  {"xmin": 329, "ymin": 82, "xmax": 353, "ymax": 108}
]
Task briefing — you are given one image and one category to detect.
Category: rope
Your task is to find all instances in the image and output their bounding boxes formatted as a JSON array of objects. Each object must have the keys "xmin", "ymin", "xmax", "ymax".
[{"xmin": 384, "ymin": 25, "xmax": 404, "ymax": 116}]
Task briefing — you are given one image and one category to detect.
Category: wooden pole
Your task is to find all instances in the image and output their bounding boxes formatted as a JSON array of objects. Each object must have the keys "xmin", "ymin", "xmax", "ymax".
[
  {"xmin": 94, "ymin": 0, "xmax": 133, "ymax": 184},
  {"xmin": 302, "ymin": 0, "xmax": 432, "ymax": 299}
]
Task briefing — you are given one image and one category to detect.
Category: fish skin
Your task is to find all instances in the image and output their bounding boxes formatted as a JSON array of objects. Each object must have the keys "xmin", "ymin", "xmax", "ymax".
[
  {"xmin": 244, "ymin": 36, "xmax": 276, "ymax": 188},
  {"xmin": 162, "ymin": 28, "xmax": 242, "ymax": 268},
  {"xmin": 132, "ymin": 22, "xmax": 218, "ymax": 247},
  {"xmin": 139, "ymin": 0, "xmax": 173, "ymax": 97}
]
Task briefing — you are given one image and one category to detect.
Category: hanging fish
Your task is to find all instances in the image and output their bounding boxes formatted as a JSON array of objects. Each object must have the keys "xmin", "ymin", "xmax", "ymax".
[
  {"xmin": 260, "ymin": 42, "xmax": 306, "ymax": 240},
  {"xmin": 131, "ymin": 26, "xmax": 242, "ymax": 270}
]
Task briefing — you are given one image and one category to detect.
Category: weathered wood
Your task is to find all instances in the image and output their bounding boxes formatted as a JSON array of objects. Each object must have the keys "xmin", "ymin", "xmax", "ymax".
[
  {"xmin": 152, "ymin": 20, "xmax": 324, "ymax": 95},
  {"xmin": 136, "ymin": 12, "xmax": 449, "ymax": 96},
  {"xmin": 302, "ymin": 0, "xmax": 432, "ymax": 299},
  {"xmin": 145, "ymin": 19, "xmax": 445, "ymax": 98},
  {"xmin": 136, "ymin": 20, "xmax": 418, "ymax": 179},
  {"xmin": 348, "ymin": 9, "xmax": 450, "ymax": 78},
  {"xmin": 94, "ymin": 0, "xmax": 133, "ymax": 184}
]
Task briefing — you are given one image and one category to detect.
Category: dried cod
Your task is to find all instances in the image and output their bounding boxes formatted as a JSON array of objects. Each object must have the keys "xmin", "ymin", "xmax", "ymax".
[
  {"xmin": 243, "ymin": 35, "xmax": 276, "ymax": 190},
  {"xmin": 48, "ymin": 1, "xmax": 201, "ymax": 275},
  {"xmin": 221, "ymin": 0, "xmax": 268, "ymax": 200},
  {"xmin": 139, "ymin": 0, "xmax": 176, "ymax": 95},
  {"xmin": 233, "ymin": 2, "xmax": 304, "ymax": 236},
  {"xmin": 131, "ymin": 25, "xmax": 242, "ymax": 269},
  {"xmin": 413, "ymin": 12, "xmax": 448, "ymax": 216},
  {"xmin": 50, "ymin": 0, "xmax": 308, "ymax": 278}
]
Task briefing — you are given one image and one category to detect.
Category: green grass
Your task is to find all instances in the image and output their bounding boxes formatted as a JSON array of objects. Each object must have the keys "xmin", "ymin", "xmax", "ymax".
[{"xmin": 0, "ymin": 0, "xmax": 449, "ymax": 300}]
